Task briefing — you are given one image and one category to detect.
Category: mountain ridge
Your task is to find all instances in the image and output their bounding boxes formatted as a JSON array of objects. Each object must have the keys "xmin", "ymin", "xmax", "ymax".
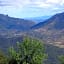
[
  {"xmin": 28, "ymin": 12, "xmax": 64, "ymax": 48},
  {"xmin": 26, "ymin": 16, "xmax": 51, "ymax": 23},
  {"xmin": 0, "ymin": 14, "xmax": 35, "ymax": 31},
  {"xmin": 31, "ymin": 12, "xmax": 64, "ymax": 30},
  {"xmin": 0, "ymin": 12, "xmax": 64, "ymax": 64}
]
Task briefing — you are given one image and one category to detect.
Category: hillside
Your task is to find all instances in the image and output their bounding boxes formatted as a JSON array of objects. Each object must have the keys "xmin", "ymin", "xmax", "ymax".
[
  {"xmin": 30, "ymin": 12, "xmax": 64, "ymax": 47},
  {"xmin": 31, "ymin": 13, "xmax": 64, "ymax": 29},
  {"xmin": 0, "ymin": 13, "xmax": 64, "ymax": 64},
  {"xmin": 0, "ymin": 14, "xmax": 36, "ymax": 53},
  {"xmin": 0, "ymin": 14, "xmax": 35, "ymax": 31},
  {"xmin": 25, "ymin": 12, "xmax": 64, "ymax": 64}
]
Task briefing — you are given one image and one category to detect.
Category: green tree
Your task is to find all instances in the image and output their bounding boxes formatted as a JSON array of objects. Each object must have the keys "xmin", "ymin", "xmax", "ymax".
[
  {"xmin": 9, "ymin": 37, "xmax": 47, "ymax": 64},
  {"xmin": 0, "ymin": 51, "xmax": 8, "ymax": 64},
  {"xmin": 59, "ymin": 55, "xmax": 64, "ymax": 64}
]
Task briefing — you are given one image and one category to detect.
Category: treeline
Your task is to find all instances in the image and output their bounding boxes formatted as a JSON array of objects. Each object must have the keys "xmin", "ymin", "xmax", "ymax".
[{"xmin": 0, "ymin": 37, "xmax": 64, "ymax": 64}]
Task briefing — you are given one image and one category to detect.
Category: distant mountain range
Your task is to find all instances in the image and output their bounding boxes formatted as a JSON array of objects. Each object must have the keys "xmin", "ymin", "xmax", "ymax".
[
  {"xmin": 0, "ymin": 12, "xmax": 64, "ymax": 64},
  {"xmin": 27, "ymin": 16, "xmax": 51, "ymax": 23}
]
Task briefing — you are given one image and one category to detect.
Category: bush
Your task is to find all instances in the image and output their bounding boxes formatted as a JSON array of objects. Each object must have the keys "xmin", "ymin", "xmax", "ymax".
[
  {"xmin": 0, "ymin": 51, "xmax": 8, "ymax": 64},
  {"xmin": 9, "ymin": 37, "xmax": 47, "ymax": 64},
  {"xmin": 59, "ymin": 55, "xmax": 64, "ymax": 64}
]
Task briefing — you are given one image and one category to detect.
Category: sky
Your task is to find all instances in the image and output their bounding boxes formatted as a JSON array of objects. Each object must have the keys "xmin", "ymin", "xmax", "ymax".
[{"xmin": 0, "ymin": 0, "xmax": 64, "ymax": 18}]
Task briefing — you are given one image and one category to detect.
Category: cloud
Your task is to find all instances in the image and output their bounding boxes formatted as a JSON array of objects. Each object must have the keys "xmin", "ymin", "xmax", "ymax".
[
  {"xmin": 46, "ymin": 0, "xmax": 61, "ymax": 4},
  {"xmin": 0, "ymin": 0, "xmax": 12, "ymax": 6},
  {"xmin": 0, "ymin": 0, "xmax": 64, "ymax": 18},
  {"xmin": 0, "ymin": 0, "xmax": 64, "ymax": 8}
]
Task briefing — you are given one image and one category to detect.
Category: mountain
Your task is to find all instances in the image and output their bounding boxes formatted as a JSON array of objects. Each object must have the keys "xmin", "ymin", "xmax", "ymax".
[
  {"xmin": 0, "ymin": 13, "xmax": 64, "ymax": 64},
  {"xmin": 30, "ymin": 12, "xmax": 64, "ymax": 46},
  {"xmin": 31, "ymin": 12, "xmax": 64, "ymax": 30},
  {"xmin": 0, "ymin": 14, "xmax": 35, "ymax": 31},
  {"xmin": 26, "ymin": 12, "xmax": 64, "ymax": 64},
  {"xmin": 0, "ymin": 14, "xmax": 36, "ymax": 54},
  {"xmin": 26, "ymin": 16, "xmax": 51, "ymax": 23}
]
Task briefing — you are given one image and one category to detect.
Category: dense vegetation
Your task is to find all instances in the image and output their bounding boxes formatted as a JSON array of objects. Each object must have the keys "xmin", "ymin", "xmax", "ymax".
[
  {"xmin": 0, "ymin": 51, "xmax": 8, "ymax": 64},
  {"xmin": 0, "ymin": 37, "xmax": 47, "ymax": 64},
  {"xmin": 59, "ymin": 55, "xmax": 64, "ymax": 64},
  {"xmin": 0, "ymin": 37, "xmax": 64, "ymax": 64}
]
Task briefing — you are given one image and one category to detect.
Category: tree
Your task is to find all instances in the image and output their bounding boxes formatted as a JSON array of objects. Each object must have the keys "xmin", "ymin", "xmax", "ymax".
[
  {"xmin": 59, "ymin": 55, "xmax": 64, "ymax": 64},
  {"xmin": 0, "ymin": 50, "xmax": 8, "ymax": 64},
  {"xmin": 9, "ymin": 37, "xmax": 47, "ymax": 64}
]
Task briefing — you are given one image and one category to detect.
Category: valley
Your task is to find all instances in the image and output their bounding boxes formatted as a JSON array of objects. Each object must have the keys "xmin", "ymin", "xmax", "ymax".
[{"xmin": 0, "ymin": 12, "xmax": 64, "ymax": 64}]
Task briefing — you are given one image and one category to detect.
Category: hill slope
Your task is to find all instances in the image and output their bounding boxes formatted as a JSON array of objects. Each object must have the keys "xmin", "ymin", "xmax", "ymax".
[
  {"xmin": 0, "ymin": 13, "xmax": 64, "ymax": 64},
  {"xmin": 31, "ymin": 12, "xmax": 64, "ymax": 30},
  {"xmin": 27, "ymin": 12, "xmax": 64, "ymax": 64},
  {"xmin": 29, "ymin": 12, "xmax": 64, "ymax": 47},
  {"xmin": 0, "ymin": 14, "xmax": 35, "ymax": 31}
]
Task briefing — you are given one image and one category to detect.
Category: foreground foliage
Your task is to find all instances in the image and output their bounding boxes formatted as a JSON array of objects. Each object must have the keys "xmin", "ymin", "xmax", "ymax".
[
  {"xmin": 9, "ymin": 37, "xmax": 47, "ymax": 64},
  {"xmin": 0, "ymin": 51, "xmax": 8, "ymax": 64},
  {"xmin": 59, "ymin": 55, "xmax": 64, "ymax": 64}
]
